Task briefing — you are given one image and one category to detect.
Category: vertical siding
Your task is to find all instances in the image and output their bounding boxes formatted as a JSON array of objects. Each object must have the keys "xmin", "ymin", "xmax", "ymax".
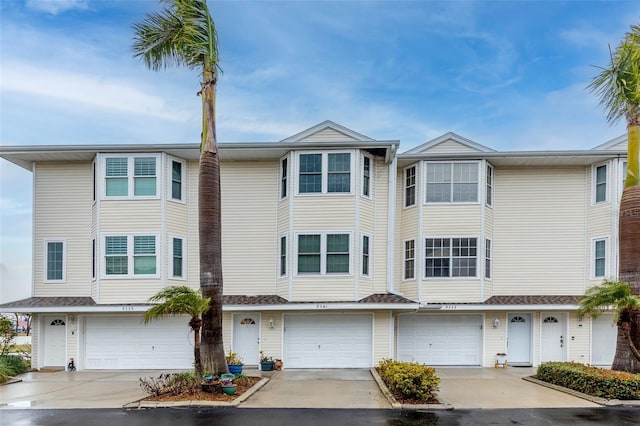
[
  {"xmin": 493, "ymin": 167, "xmax": 586, "ymax": 295},
  {"xmin": 33, "ymin": 162, "xmax": 93, "ymax": 297}
]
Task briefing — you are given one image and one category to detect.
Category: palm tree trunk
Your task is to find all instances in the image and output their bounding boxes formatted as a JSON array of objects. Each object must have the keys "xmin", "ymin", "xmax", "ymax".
[{"xmin": 199, "ymin": 72, "xmax": 227, "ymax": 376}]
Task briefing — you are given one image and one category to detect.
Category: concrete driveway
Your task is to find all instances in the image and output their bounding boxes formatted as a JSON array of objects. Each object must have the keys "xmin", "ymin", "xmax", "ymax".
[{"xmin": 240, "ymin": 369, "xmax": 390, "ymax": 409}]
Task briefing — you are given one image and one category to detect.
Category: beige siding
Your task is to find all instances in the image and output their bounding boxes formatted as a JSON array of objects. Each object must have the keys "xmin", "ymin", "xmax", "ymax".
[
  {"xmin": 221, "ymin": 161, "xmax": 279, "ymax": 296},
  {"xmin": 31, "ymin": 316, "xmax": 40, "ymax": 370},
  {"xmin": 423, "ymin": 205, "xmax": 482, "ymax": 235},
  {"xmin": 291, "ymin": 276, "xmax": 355, "ymax": 301},
  {"xmin": 425, "ymin": 140, "xmax": 481, "ymax": 153},
  {"xmin": 568, "ymin": 312, "xmax": 590, "ymax": 364},
  {"xmin": 299, "ymin": 128, "xmax": 358, "ymax": 142},
  {"xmin": 99, "ymin": 201, "xmax": 162, "ymax": 232},
  {"xmin": 33, "ymin": 162, "xmax": 93, "ymax": 297},
  {"xmin": 493, "ymin": 167, "xmax": 586, "ymax": 295},
  {"xmin": 222, "ymin": 311, "xmax": 233, "ymax": 354},
  {"xmin": 99, "ymin": 279, "xmax": 164, "ymax": 304},
  {"xmin": 187, "ymin": 160, "xmax": 200, "ymax": 292},
  {"xmin": 484, "ymin": 312, "xmax": 506, "ymax": 366},
  {"xmin": 371, "ymin": 159, "xmax": 390, "ymax": 295},
  {"xmin": 292, "ymin": 197, "xmax": 356, "ymax": 229},
  {"xmin": 373, "ymin": 311, "xmax": 392, "ymax": 363},
  {"xmin": 259, "ymin": 312, "xmax": 283, "ymax": 359},
  {"xmin": 422, "ymin": 280, "xmax": 482, "ymax": 302}
]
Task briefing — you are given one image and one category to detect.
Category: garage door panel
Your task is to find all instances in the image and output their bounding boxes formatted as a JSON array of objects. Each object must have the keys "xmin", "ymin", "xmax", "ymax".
[
  {"xmin": 398, "ymin": 314, "xmax": 482, "ymax": 366},
  {"xmin": 284, "ymin": 314, "xmax": 372, "ymax": 368},
  {"xmin": 84, "ymin": 316, "xmax": 192, "ymax": 370}
]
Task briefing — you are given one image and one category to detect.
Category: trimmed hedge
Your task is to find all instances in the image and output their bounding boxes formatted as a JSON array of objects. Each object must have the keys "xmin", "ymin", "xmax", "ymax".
[
  {"xmin": 536, "ymin": 362, "xmax": 640, "ymax": 400},
  {"xmin": 377, "ymin": 359, "xmax": 440, "ymax": 402}
]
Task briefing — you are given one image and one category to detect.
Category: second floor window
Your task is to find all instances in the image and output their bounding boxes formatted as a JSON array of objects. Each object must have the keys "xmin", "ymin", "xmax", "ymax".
[
  {"xmin": 297, "ymin": 233, "xmax": 350, "ymax": 274},
  {"xmin": 486, "ymin": 164, "xmax": 493, "ymax": 206},
  {"xmin": 426, "ymin": 162, "xmax": 478, "ymax": 203},
  {"xmin": 104, "ymin": 235, "xmax": 157, "ymax": 277},
  {"xmin": 594, "ymin": 238, "xmax": 607, "ymax": 278},
  {"xmin": 45, "ymin": 241, "xmax": 65, "ymax": 282},
  {"xmin": 298, "ymin": 152, "xmax": 351, "ymax": 194},
  {"xmin": 362, "ymin": 156, "xmax": 371, "ymax": 197},
  {"xmin": 404, "ymin": 240, "xmax": 415, "ymax": 279},
  {"xmin": 281, "ymin": 158, "xmax": 288, "ymax": 198},
  {"xmin": 425, "ymin": 237, "xmax": 477, "ymax": 278},
  {"xmin": 405, "ymin": 166, "xmax": 416, "ymax": 207},
  {"xmin": 171, "ymin": 161, "xmax": 183, "ymax": 201}
]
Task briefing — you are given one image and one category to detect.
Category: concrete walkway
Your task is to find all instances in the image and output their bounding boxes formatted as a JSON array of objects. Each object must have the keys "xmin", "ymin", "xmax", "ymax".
[
  {"xmin": 241, "ymin": 369, "xmax": 391, "ymax": 409},
  {"xmin": 0, "ymin": 367, "xmax": 602, "ymax": 410}
]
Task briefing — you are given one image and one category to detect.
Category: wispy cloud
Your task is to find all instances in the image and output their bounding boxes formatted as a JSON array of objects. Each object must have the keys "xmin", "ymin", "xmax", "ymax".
[{"xmin": 26, "ymin": 0, "xmax": 89, "ymax": 15}]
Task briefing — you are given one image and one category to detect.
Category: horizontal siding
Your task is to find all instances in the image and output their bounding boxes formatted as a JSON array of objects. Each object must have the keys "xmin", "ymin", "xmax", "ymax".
[
  {"xmin": 221, "ymin": 161, "xmax": 279, "ymax": 295},
  {"xmin": 423, "ymin": 205, "xmax": 482, "ymax": 235},
  {"xmin": 291, "ymin": 276, "xmax": 355, "ymax": 301},
  {"xmin": 278, "ymin": 199, "xmax": 289, "ymax": 234},
  {"xmin": 568, "ymin": 312, "xmax": 590, "ymax": 364},
  {"xmin": 422, "ymin": 280, "xmax": 482, "ymax": 302},
  {"xmin": 99, "ymin": 201, "xmax": 162, "ymax": 232},
  {"xmin": 484, "ymin": 312, "xmax": 506, "ymax": 366},
  {"xmin": 426, "ymin": 140, "xmax": 480, "ymax": 153},
  {"xmin": 292, "ymin": 197, "xmax": 356, "ymax": 229},
  {"xmin": 299, "ymin": 128, "xmax": 358, "ymax": 142},
  {"xmin": 165, "ymin": 202, "xmax": 188, "ymax": 236},
  {"xmin": 493, "ymin": 167, "xmax": 586, "ymax": 295},
  {"xmin": 99, "ymin": 279, "xmax": 164, "ymax": 304},
  {"xmin": 33, "ymin": 162, "xmax": 93, "ymax": 297},
  {"xmin": 373, "ymin": 311, "xmax": 392, "ymax": 363},
  {"xmin": 186, "ymin": 161, "xmax": 199, "ymax": 293}
]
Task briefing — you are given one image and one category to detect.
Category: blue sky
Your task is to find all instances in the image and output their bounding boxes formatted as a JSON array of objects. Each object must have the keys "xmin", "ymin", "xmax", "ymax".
[{"xmin": 0, "ymin": 0, "xmax": 637, "ymax": 302}]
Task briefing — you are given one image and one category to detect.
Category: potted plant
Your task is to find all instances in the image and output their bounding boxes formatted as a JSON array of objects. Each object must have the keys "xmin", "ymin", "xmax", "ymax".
[
  {"xmin": 259, "ymin": 350, "xmax": 275, "ymax": 371},
  {"xmin": 220, "ymin": 376, "xmax": 236, "ymax": 395},
  {"xmin": 226, "ymin": 349, "xmax": 244, "ymax": 375}
]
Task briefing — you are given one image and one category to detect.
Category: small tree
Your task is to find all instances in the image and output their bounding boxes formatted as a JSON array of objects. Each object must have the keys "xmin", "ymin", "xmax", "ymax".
[
  {"xmin": 578, "ymin": 280, "xmax": 640, "ymax": 371},
  {"xmin": 0, "ymin": 317, "xmax": 17, "ymax": 357},
  {"xmin": 144, "ymin": 286, "xmax": 210, "ymax": 376}
]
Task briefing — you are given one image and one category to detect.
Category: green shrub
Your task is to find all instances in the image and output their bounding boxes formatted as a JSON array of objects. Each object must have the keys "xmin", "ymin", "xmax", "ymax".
[
  {"xmin": 0, "ymin": 355, "xmax": 29, "ymax": 383},
  {"xmin": 536, "ymin": 362, "xmax": 640, "ymax": 400},
  {"xmin": 139, "ymin": 372, "xmax": 200, "ymax": 396},
  {"xmin": 377, "ymin": 359, "xmax": 440, "ymax": 402}
]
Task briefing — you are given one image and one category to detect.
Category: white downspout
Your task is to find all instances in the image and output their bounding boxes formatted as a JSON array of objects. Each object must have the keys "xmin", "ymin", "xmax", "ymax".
[{"xmin": 386, "ymin": 145, "xmax": 398, "ymax": 294}]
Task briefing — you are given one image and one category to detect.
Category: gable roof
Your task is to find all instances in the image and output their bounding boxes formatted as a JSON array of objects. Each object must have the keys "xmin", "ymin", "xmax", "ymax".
[
  {"xmin": 280, "ymin": 120, "xmax": 375, "ymax": 143},
  {"xmin": 403, "ymin": 132, "xmax": 496, "ymax": 155},
  {"xmin": 591, "ymin": 134, "xmax": 627, "ymax": 151}
]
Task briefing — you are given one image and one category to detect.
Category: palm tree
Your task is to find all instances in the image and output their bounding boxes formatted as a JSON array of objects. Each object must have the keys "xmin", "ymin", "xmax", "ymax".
[
  {"xmin": 132, "ymin": 0, "xmax": 227, "ymax": 374},
  {"xmin": 578, "ymin": 281, "xmax": 640, "ymax": 371},
  {"xmin": 588, "ymin": 24, "xmax": 640, "ymax": 372},
  {"xmin": 144, "ymin": 286, "xmax": 211, "ymax": 376}
]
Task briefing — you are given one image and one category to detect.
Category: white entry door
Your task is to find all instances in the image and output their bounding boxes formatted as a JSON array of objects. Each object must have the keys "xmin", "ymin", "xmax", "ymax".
[
  {"xmin": 540, "ymin": 313, "xmax": 567, "ymax": 362},
  {"xmin": 233, "ymin": 313, "xmax": 260, "ymax": 365},
  {"xmin": 43, "ymin": 316, "xmax": 66, "ymax": 366},
  {"xmin": 507, "ymin": 313, "xmax": 532, "ymax": 365},
  {"xmin": 592, "ymin": 314, "xmax": 616, "ymax": 366}
]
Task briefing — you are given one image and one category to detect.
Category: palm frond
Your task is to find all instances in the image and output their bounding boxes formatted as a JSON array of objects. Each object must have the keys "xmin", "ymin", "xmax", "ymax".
[
  {"xmin": 587, "ymin": 25, "xmax": 640, "ymax": 124},
  {"xmin": 144, "ymin": 285, "xmax": 210, "ymax": 324},
  {"xmin": 578, "ymin": 280, "xmax": 640, "ymax": 323}
]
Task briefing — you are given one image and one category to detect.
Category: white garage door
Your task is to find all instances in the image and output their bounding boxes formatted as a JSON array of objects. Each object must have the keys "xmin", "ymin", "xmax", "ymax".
[
  {"xmin": 84, "ymin": 316, "xmax": 193, "ymax": 369},
  {"xmin": 592, "ymin": 314, "xmax": 616, "ymax": 366},
  {"xmin": 398, "ymin": 314, "xmax": 482, "ymax": 365},
  {"xmin": 284, "ymin": 314, "xmax": 373, "ymax": 368}
]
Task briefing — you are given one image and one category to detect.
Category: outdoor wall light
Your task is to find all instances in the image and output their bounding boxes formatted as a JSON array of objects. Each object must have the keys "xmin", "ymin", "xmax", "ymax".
[
  {"xmin": 492, "ymin": 317, "xmax": 500, "ymax": 328},
  {"xmin": 268, "ymin": 318, "xmax": 275, "ymax": 329}
]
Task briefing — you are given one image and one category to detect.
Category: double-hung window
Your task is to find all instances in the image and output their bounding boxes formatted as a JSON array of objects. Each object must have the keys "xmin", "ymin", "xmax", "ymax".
[
  {"xmin": 486, "ymin": 164, "xmax": 494, "ymax": 207},
  {"xmin": 104, "ymin": 156, "xmax": 158, "ymax": 198},
  {"xmin": 425, "ymin": 162, "xmax": 479, "ymax": 203},
  {"xmin": 297, "ymin": 233, "xmax": 350, "ymax": 274},
  {"xmin": 485, "ymin": 238, "xmax": 492, "ymax": 279},
  {"xmin": 404, "ymin": 240, "xmax": 415, "ymax": 280},
  {"xmin": 172, "ymin": 237, "xmax": 184, "ymax": 278},
  {"xmin": 171, "ymin": 160, "xmax": 183, "ymax": 201},
  {"xmin": 405, "ymin": 166, "xmax": 416, "ymax": 207},
  {"xmin": 280, "ymin": 236, "xmax": 287, "ymax": 276},
  {"xmin": 45, "ymin": 240, "xmax": 65, "ymax": 282},
  {"xmin": 593, "ymin": 238, "xmax": 607, "ymax": 278},
  {"xmin": 361, "ymin": 235, "xmax": 370, "ymax": 276},
  {"xmin": 594, "ymin": 164, "xmax": 607, "ymax": 203},
  {"xmin": 425, "ymin": 237, "xmax": 477, "ymax": 278},
  {"xmin": 298, "ymin": 152, "xmax": 351, "ymax": 194},
  {"xmin": 281, "ymin": 158, "xmax": 288, "ymax": 198},
  {"xmin": 104, "ymin": 235, "xmax": 157, "ymax": 277},
  {"xmin": 362, "ymin": 156, "xmax": 371, "ymax": 197}
]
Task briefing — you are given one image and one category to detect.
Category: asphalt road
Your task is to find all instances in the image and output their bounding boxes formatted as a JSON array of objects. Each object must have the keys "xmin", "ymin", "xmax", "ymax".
[{"xmin": 2, "ymin": 407, "xmax": 640, "ymax": 426}]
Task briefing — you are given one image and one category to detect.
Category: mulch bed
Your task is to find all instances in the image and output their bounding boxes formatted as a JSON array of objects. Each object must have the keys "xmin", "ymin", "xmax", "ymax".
[{"xmin": 143, "ymin": 376, "xmax": 261, "ymax": 403}]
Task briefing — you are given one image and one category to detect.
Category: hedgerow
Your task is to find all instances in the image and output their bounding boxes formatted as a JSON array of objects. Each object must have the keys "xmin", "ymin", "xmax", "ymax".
[
  {"xmin": 377, "ymin": 359, "xmax": 440, "ymax": 402},
  {"xmin": 536, "ymin": 362, "xmax": 640, "ymax": 400}
]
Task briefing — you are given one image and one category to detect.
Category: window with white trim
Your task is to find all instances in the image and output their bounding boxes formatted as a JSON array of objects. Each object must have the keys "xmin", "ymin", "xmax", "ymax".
[
  {"xmin": 594, "ymin": 164, "xmax": 607, "ymax": 203},
  {"xmin": 425, "ymin": 237, "xmax": 477, "ymax": 278},
  {"xmin": 622, "ymin": 160, "xmax": 628, "ymax": 192},
  {"xmin": 297, "ymin": 233, "xmax": 350, "ymax": 274},
  {"xmin": 104, "ymin": 235, "xmax": 157, "ymax": 277},
  {"xmin": 298, "ymin": 152, "xmax": 352, "ymax": 194},
  {"xmin": 172, "ymin": 237, "xmax": 184, "ymax": 278},
  {"xmin": 486, "ymin": 164, "xmax": 493, "ymax": 206},
  {"xmin": 404, "ymin": 239, "xmax": 415, "ymax": 280},
  {"xmin": 92, "ymin": 238, "xmax": 96, "ymax": 280},
  {"xmin": 405, "ymin": 166, "xmax": 416, "ymax": 207},
  {"xmin": 425, "ymin": 162, "xmax": 479, "ymax": 203},
  {"xmin": 280, "ymin": 236, "xmax": 287, "ymax": 276},
  {"xmin": 104, "ymin": 155, "xmax": 158, "ymax": 198},
  {"xmin": 593, "ymin": 238, "xmax": 607, "ymax": 278},
  {"xmin": 281, "ymin": 157, "xmax": 288, "ymax": 199},
  {"xmin": 45, "ymin": 240, "xmax": 65, "ymax": 282},
  {"xmin": 171, "ymin": 160, "xmax": 184, "ymax": 201},
  {"xmin": 362, "ymin": 156, "xmax": 371, "ymax": 197},
  {"xmin": 485, "ymin": 238, "xmax": 492, "ymax": 279},
  {"xmin": 362, "ymin": 235, "xmax": 370, "ymax": 276}
]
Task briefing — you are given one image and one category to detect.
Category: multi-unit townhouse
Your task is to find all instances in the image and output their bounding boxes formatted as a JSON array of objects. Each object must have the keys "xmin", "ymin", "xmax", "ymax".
[{"xmin": 0, "ymin": 121, "xmax": 628, "ymax": 370}]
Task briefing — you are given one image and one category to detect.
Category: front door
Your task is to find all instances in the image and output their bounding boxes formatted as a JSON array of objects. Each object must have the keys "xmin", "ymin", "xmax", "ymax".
[
  {"xmin": 540, "ymin": 313, "xmax": 567, "ymax": 362},
  {"xmin": 232, "ymin": 313, "xmax": 260, "ymax": 365},
  {"xmin": 43, "ymin": 316, "xmax": 66, "ymax": 366},
  {"xmin": 507, "ymin": 313, "xmax": 532, "ymax": 365}
]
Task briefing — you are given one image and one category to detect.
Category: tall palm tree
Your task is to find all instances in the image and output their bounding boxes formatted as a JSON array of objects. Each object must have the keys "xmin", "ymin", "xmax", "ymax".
[
  {"xmin": 132, "ymin": 0, "xmax": 227, "ymax": 374},
  {"xmin": 144, "ymin": 286, "xmax": 211, "ymax": 376},
  {"xmin": 588, "ymin": 24, "xmax": 640, "ymax": 372}
]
